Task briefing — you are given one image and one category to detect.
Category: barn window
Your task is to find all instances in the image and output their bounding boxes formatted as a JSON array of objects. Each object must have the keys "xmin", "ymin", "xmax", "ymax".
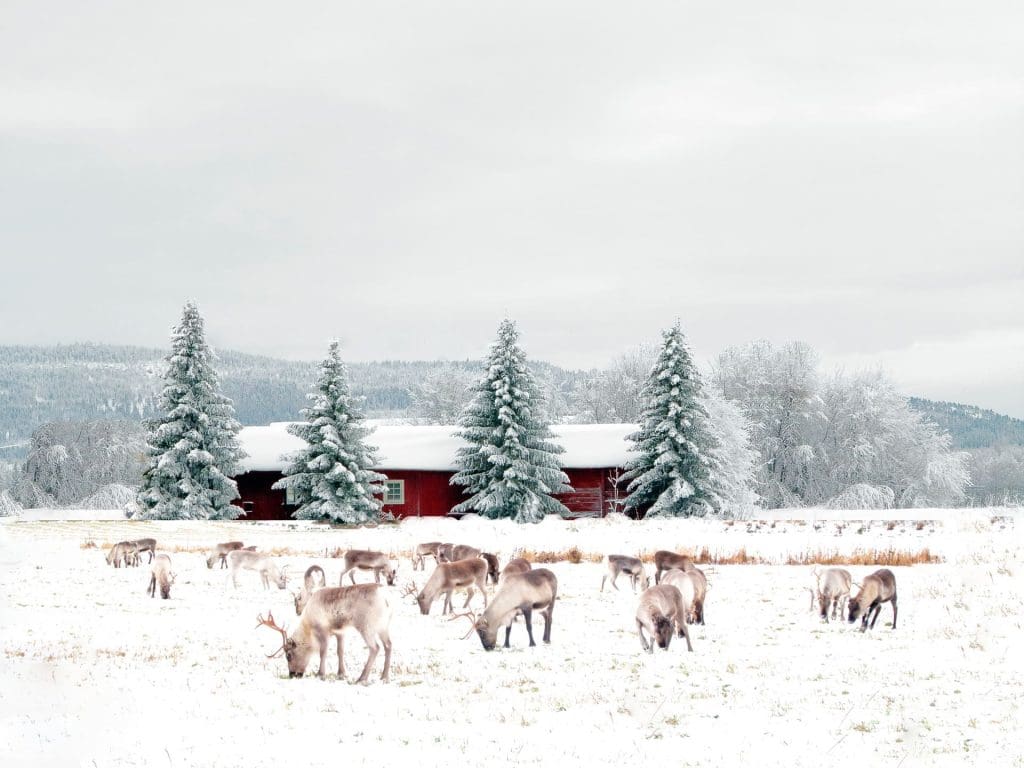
[
  {"xmin": 284, "ymin": 487, "xmax": 297, "ymax": 505},
  {"xmin": 242, "ymin": 501, "xmax": 254, "ymax": 512},
  {"xmin": 384, "ymin": 480, "xmax": 405, "ymax": 504}
]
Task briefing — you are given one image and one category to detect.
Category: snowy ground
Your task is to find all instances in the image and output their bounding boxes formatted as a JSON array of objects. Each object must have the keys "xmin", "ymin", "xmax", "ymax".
[{"xmin": 1, "ymin": 511, "xmax": 1021, "ymax": 768}]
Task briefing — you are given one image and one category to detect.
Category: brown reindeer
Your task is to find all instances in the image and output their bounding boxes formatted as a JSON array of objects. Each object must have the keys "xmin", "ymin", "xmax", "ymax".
[
  {"xmin": 848, "ymin": 569, "xmax": 898, "ymax": 631},
  {"xmin": 600, "ymin": 555, "xmax": 650, "ymax": 593},
  {"xmin": 147, "ymin": 554, "xmax": 176, "ymax": 599},
  {"xmin": 131, "ymin": 538, "xmax": 157, "ymax": 565},
  {"xmin": 636, "ymin": 584, "xmax": 694, "ymax": 653},
  {"xmin": 449, "ymin": 544, "xmax": 481, "ymax": 562},
  {"xmin": 293, "ymin": 565, "xmax": 327, "ymax": 615},
  {"xmin": 413, "ymin": 558, "xmax": 489, "ymax": 615},
  {"xmin": 106, "ymin": 541, "xmax": 138, "ymax": 568},
  {"xmin": 437, "ymin": 543, "xmax": 455, "ymax": 563},
  {"xmin": 481, "ymin": 552, "xmax": 501, "ymax": 585},
  {"xmin": 500, "ymin": 558, "xmax": 532, "ymax": 581},
  {"xmin": 811, "ymin": 567, "xmax": 852, "ymax": 623},
  {"xmin": 206, "ymin": 541, "xmax": 245, "ymax": 569},
  {"xmin": 653, "ymin": 550, "xmax": 694, "ymax": 584},
  {"xmin": 452, "ymin": 569, "xmax": 557, "ymax": 650},
  {"xmin": 660, "ymin": 568, "xmax": 707, "ymax": 625},
  {"xmin": 413, "ymin": 542, "xmax": 444, "ymax": 571},
  {"xmin": 338, "ymin": 550, "xmax": 397, "ymax": 586},
  {"xmin": 257, "ymin": 584, "xmax": 393, "ymax": 683}
]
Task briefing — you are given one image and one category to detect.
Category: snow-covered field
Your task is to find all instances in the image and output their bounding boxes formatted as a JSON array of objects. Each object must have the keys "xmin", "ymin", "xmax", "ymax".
[{"xmin": 1, "ymin": 511, "xmax": 1021, "ymax": 768}]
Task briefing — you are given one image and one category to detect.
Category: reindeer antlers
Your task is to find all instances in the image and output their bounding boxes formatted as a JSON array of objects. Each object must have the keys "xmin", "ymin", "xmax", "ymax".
[
  {"xmin": 400, "ymin": 581, "xmax": 419, "ymax": 600},
  {"xmin": 256, "ymin": 611, "xmax": 289, "ymax": 658},
  {"xmin": 448, "ymin": 610, "xmax": 479, "ymax": 640}
]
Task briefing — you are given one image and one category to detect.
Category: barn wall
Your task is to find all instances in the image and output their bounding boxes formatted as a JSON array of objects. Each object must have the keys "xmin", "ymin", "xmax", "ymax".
[
  {"xmin": 234, "ymin": 471, "xmax": 295, "ymax": 521},
  {"xmin": 381, "ymin": 470, "xmax": 464, "ymax": 518}
]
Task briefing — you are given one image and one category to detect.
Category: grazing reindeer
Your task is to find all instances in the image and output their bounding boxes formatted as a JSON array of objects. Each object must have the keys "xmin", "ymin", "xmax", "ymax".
[
  {"xmin": 206, "ymin": 541, "xmax": 245, "ymax": 569},
  {"xmin": 636, "ymin": 584, "xmax": 694, "ymax": 653},
  {"xmin": 450, "ymin": 544, "xmax": 481, "ymax": 562},
  {"xmin": 147, "ymin": 554, "xmax": 176, "ymax": 599},
  {"xmin": 414, "ymin": 558, "xmax": 489, "ymax": 615},
  {"xmin": 131, "ymin": 538, "xmax": 157, "ymax": 564},
  {"xmin": 294, "ymin": 565, "xmax": 327, "ymax": 615},
  {"xmin": 653, "ymin": 550, "xmax": 694, "ymax": 584},
  {"xmin": 452, "ymin": 569, "xmax": 558, "ymax": 650},
  {"xmin": 810, "ymin": 567, "xmax": 852, "ymax": 623},
  {"xmin": 500, "ymin": 558, "xmax": 532, "ymax": 582},
  {"xmin": 437, "ymin": 543, "xmax": 455, "ymax": 562},
  {"xmin": 848, "ymin": 569, "xmax": 898, "ymax": 631},
  {"xmin": 228, "ymin": 550, "xmax": 288, "ymax": 590},
  {"xmin": 413, "ymin": 542, "xmax": 444, "ymax": 571},
  {"xmin": 106, "ymin": 541, "xmax": 138, "ymax": 568},
  {"xmin": 256, "ymin": 584, "xmax": 393, "ymax": 683},
  {"xmin": 600, "ymin": 554, "xmax": 650, "ymax": 593},
  {"xmin": 481, "ymin": 553, "xmax": 501, "ymax": 585},
  {"xmin": 660, "ymin": 568, "xmax": 707, "ymax": 625},
  {"xmin": 338, "ymin": 550, "xmax": 397, "ymax": 586}
]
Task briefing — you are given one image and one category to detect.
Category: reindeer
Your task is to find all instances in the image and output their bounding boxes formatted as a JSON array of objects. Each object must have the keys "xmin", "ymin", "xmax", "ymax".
[
  {"xmin": 106, "ymin": 541, "xmax": 138, "ymax": 568},
  {"xmin": 131, "ymin": 538, "xmax": 157, "ymax": 564},
  {"xmin": 227, "ymin": 550, "xmax": 288, "ymax": 590},
  {"xmin": 600, "ymin": 554, "xmax": 650, "ymax": 593},
  {"xmin": 413, "ymin": 542, "xmax": 444, "ymax": 571},
  {"xmin": 451, "ymin": 569, "xmax": 557, "ymax": 650},
  {"xmin": 500, "ymin": 557, "xmax": 532, "ymax": 582},
  {"xmin": 412, "ymin": 558, "xmax": 489, "ymax": 615},
  {"xmin": 206, "ymin": 541, "xmax": 245, "ymax": 569},
  {"xmin": 653, "ymin": 550, "xmax": 694, "ymax": 584},
  {"xmin": 848, "ymin": 569, "xmax": 898, "ymax": 631},
  {"xmin": 338, "ymin": 550, "xmax": 397, "ymax": 586},
  {"xmin": 481, "ymin": 553, "xmax": 501, "ymax": 585},
  {"xmin": 636, "ymin": 584, "xmax": 694, "ymax": 653},
  {"xmin": 147, "ymin": 554, "xmax": 176, "ymax": 599},
  {"xmin": 810, "ymin": 567, "xmax": 852, "ymax": 623},
  {"xmin": 294, "ymin": 565, "xmax": 327, "ymax": 615},
  {"xmin": 256, "ymin": 584, "xmax": 393, "ymax": 683},
  {"xmin": 449, "ymin": 544, "xmax": 481, "ymax": 562},
  {"xmin": 660, "ymin": 568, "xmax": 707, "ymax": 625}
]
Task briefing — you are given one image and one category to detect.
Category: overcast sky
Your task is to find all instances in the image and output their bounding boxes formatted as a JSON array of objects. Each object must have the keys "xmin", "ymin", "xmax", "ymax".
[{"xmin": 1, "ymin": 1, "xmax": 1021, "ymax": 416}]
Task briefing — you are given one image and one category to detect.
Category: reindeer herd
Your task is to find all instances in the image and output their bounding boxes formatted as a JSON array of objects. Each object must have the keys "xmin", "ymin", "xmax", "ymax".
[{"xmin": 102, "ymin": 535, "xmax": 900, "ymax": 684}]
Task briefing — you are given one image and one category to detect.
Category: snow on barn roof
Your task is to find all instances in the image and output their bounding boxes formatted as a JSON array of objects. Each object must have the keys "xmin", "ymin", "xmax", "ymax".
[{"xmin": 238, "ymin": 423, "xmax": 636, "ymax": 474}]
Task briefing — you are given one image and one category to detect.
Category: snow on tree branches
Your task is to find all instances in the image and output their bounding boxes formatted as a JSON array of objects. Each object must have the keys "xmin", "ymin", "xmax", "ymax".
[
  {"xmin": 451, "ymin": 319, "xmax": 573, "ymax": 523},
  {"xmin": 135, "ymin": 303, "xmax": 245, "ymax": 520},
  {"xmin": 623, "ymin": 322, "xmax": 720, "ymax": 518},
  {"xmin": 273, "ymin": 342, "xmax": 386, "ymax": 524}
]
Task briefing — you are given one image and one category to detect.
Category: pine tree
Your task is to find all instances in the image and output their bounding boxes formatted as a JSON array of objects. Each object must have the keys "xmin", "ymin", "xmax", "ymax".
[
  {"xmin": 272, "ymin": 341, "xmax": 386, "ymax": 523},
  {"xmin": 623, "ymin": 322, "xmax": 720, "ymax": 518},
  {"xmin": 451, "ymin": 319, "xmax": 573, "ymax": 523},
  {"xmin": 136, "ymin": 303, "xmax": 245, "ymax": 520}
]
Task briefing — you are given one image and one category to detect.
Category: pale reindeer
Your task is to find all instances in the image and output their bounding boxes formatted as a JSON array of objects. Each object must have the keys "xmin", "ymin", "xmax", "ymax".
[
  {"xmin": 206, "ymin": 541, "xmax": 245, "ymax": 569},
  {"xmin": 227, "ymin": 550, "xmax": 288, "ymax": 590},
  {"xmin": 848, "ymin": 569, "xmax": 898, "ymax": 632},
  {"xmin": 653, "ymin": 550, "xmax": 695, "ymax": 584},
  {"xmin": 147, "ymin": 554, "xmax": 176, "ymax": 599},
  {"xmin": 294, "ymin": 565, "xmax": 327, "ymax": 615},
  {"xmin": 451, "ymin": 568, "xmax": 557, "ymax": 650},
  {"xmin": 809, "ymin": 567, "xmax": 852, "ymax": 623},
  {"xmin": 106, "ymin": 541, "xmax": 138, "ymax": 568},
  {"xmin": 338, "ymin": 550, "xmax": 397, "ymax": 586},
  {"xmin": 660, "ymin": 568, "xmax": 707, "ymax": 626},
  {"xmin": 257, "ymin": 584, "xmax": 393, "ymax": 683},
  {"xmin": 131, "ymin": 538, "xmax": 157, "ymax": 565},
  {"xmin": 413, "ymin": 542, "xmax": 444, "ymax": 571},
  {"xmin": 600, "ymin": 554, "xmax": 650, "ymax": 593},
  {"xmin": 635, "ymin": 584, "xmax": 694, "ymax": 653},
  {"xmin": 409, "ymin": 558, "xmax": 489, "ymax": 615}
]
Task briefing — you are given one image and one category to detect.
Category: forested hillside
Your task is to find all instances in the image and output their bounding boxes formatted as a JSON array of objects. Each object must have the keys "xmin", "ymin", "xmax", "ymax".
[{"xmin": 907, "ymin": 398, "xmax": 1024, "ymax": 449}]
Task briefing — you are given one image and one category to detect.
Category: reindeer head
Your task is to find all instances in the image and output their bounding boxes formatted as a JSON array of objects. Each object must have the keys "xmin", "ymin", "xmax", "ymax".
[
  {"xmin": 653, "ymin": 616, "xmax": 674, "ymax": 650},
  {"xmin": 847, "ymin": 597, "xmax": 863, "ymax": 624},
  {"xmin": 450, "ymin": 611, "xmax": 496, "ymax": 651},
  {"xmin": 384, "ymin": 562, "xmax": 398, "ymax": 586},
  {"xmin": 206, "ymin": 554, "xmax": 217, "ymax": 569},
  {"xmin": 257, "ymin": 611, "xmax": 308, "ymax": 678},
  {"xmin": 293, "ymin": 588, "xmax": 309, "ymax": 616}
]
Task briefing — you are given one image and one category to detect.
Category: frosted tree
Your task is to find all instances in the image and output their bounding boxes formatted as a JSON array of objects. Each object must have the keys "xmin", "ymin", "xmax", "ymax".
[
  {"xmin": 135, "ymin": 303, "xmax": 245, "ymax": 520},
  {"xmin": 701, "ymin": 389, "xmax": 760, "ymax": 516},
  {"xmin": 451, "ymin": 319, "xmax": 573, "ymax": 523},
  {"xmin": 273, "ymin": 342, "xmax": 387, "ymax": 523},
  {"xmin": 623, "ymin": 322, "xmax": 720, "ymax": 518},
  {"xmin": 574, "ymin": 344, "xmax": 657, "ymax": 423},
  {"xmin": 409, "ymin": 365, "xmax": 476, "ymax": 424}
]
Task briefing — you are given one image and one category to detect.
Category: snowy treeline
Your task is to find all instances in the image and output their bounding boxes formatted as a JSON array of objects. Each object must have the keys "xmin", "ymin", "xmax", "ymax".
[
  {"xmin": 967, "ymin": 446, "xmax": 1024, "ymax": 506},
  {"xmin": 8, "ymin": 420, "xmax": 145, "ymax": 508}
]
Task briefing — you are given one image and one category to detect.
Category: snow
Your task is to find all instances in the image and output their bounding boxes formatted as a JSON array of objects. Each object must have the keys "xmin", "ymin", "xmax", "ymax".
[
  {"xmin": 1, "ymin": 510, "xmax": 1021, "ymax": 767},
  {"xmin": 238, "ymin": 423, "xmax": 637, "ymax": 474}
]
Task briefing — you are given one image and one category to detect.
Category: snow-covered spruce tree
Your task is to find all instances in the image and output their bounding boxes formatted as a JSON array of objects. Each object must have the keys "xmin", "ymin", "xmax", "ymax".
[
  {"xmin": 272, "ymin": 342, "xmax": 386, "ymax": 523},
  {"xmin": 135, "ymin": 303, "xmax": 245, "ymax": 520},
  {"xmin": 623, "ymin": 322, "xmax": 720, "ymax": 518},
  {"xmin": 451, "ymin": 319, "xmax": 573, "ymax": 523}
]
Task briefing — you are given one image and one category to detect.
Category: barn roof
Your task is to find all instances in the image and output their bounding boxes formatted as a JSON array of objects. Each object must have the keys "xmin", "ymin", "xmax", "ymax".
[{"xmin": 238, "ymin": 422, "xmax": 636, "ymax": 474}]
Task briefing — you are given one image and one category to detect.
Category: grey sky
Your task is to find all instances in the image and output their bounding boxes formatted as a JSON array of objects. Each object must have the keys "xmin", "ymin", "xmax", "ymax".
[{"xmin": 2, "ymin": 1, "xmax": 1022, "ymax": 416}]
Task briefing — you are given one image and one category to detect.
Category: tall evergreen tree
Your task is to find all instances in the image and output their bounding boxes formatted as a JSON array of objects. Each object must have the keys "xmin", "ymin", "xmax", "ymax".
[
  {"xmin": 136, "ymin": 303, "xmax": 245, "ymax": 520},
  {"xmin": 273, "ymin": 341, "xmax": 386, "ymax": 523},
  {"xmin": 451, "ymin": 319, "xmax": 573, "ymax": 523},
  {"xmin": 623, "ymin": 322, "xmax": 720, "ymax": 518}
]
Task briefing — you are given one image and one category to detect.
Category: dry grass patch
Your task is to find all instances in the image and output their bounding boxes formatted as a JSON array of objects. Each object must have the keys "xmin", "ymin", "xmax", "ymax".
[{"xmin": 785, "ymin": 547, "xmax": 940, "ymax": 566}]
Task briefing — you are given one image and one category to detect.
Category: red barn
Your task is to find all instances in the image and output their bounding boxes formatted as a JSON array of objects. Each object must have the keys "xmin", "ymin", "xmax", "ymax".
[{"xmin": 232, "ymin": 423, "xmax": 635, "ymax": 521}]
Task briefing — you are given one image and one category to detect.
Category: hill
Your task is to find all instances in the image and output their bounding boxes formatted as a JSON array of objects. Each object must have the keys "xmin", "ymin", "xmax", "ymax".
[{"xmin": 907, "ymin": 397, "xmax": 1024, "ymax": 450}]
